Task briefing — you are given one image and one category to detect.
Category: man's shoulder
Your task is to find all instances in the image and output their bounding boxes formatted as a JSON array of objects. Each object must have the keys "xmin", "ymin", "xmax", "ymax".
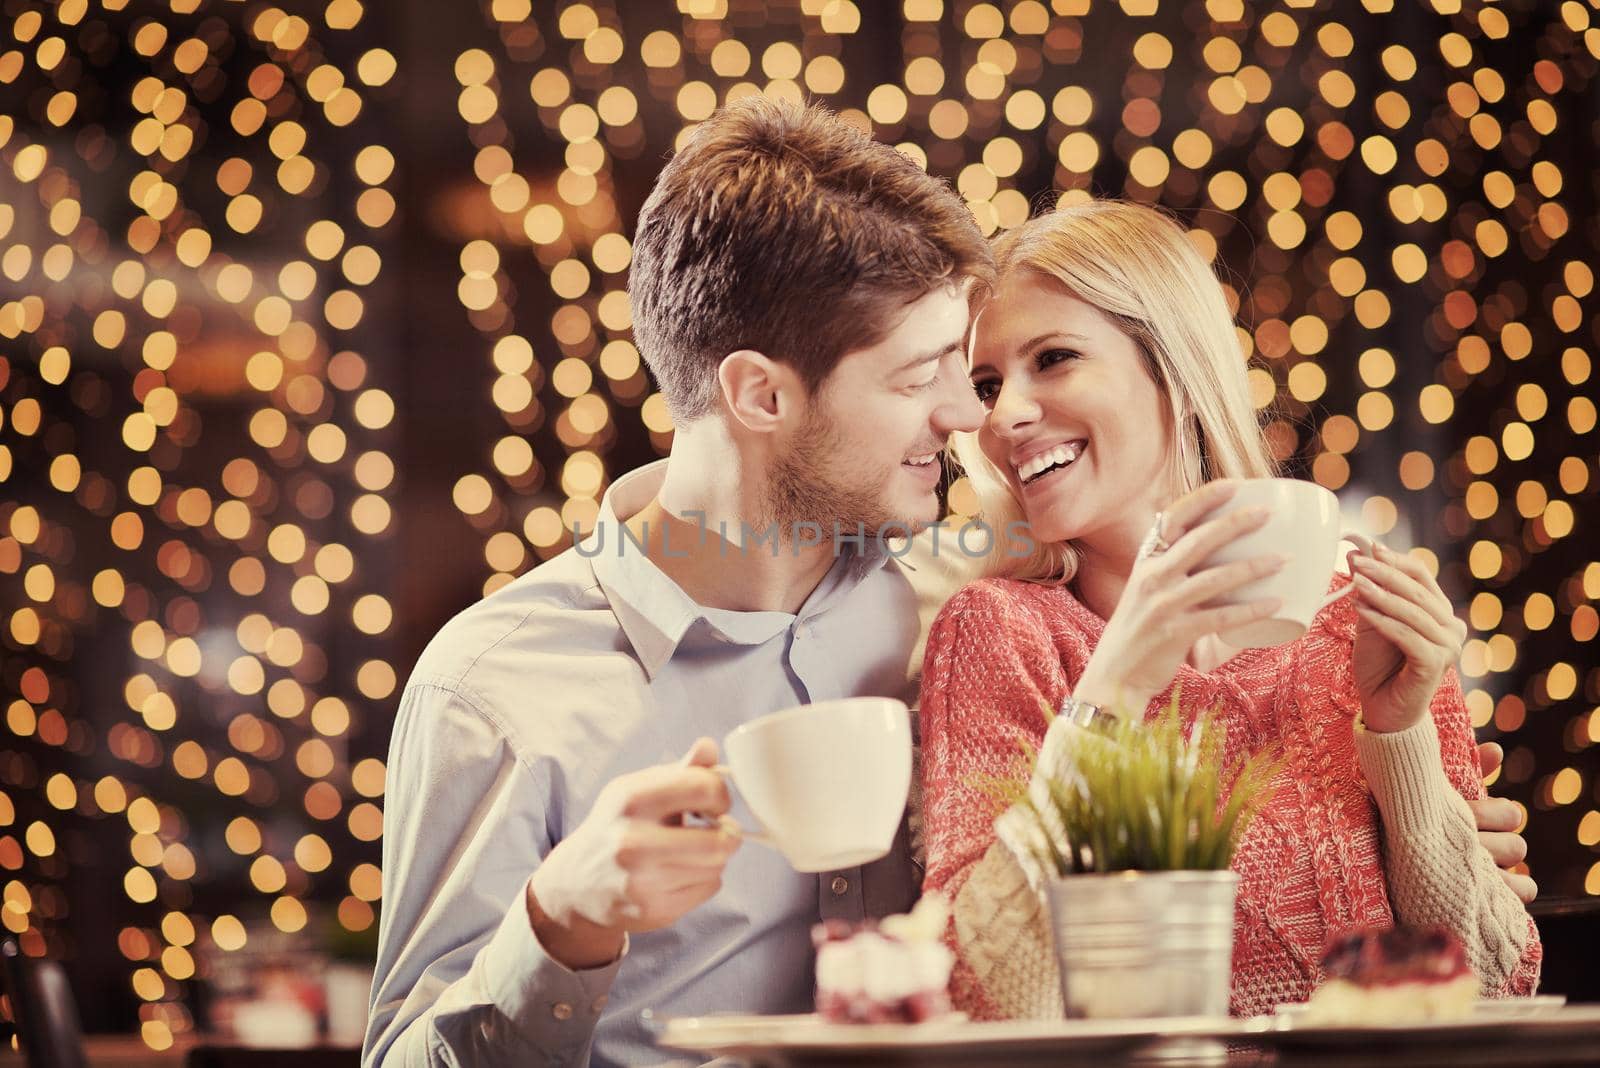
[
  {"xmin": 407, "ymin": 546, "xmax": 633, "ymax": 702},
  {"xmin": 391, "ymin": 549, "xmax": 660, "ymax": 802},
  {"xmin": 897, "ymin": 524, "xmax": 984, "ymax": 609}
]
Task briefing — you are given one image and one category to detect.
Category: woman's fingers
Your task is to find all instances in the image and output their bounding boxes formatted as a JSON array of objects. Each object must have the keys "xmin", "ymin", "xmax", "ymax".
[
  {"xmin": 1351, "ymin": 555, "xmax": 1457, "ymax": 637},
  {"xmin": 1356, "ymin": 545, "xmax": 1457, "ymax": 627},
  {"xmin": 1173, "ymin": 553, "xmax": 1286, "ymax": 608},
  {"xmin": 1192, "ymin": 596, "xmax": 1283, "ymax": 636},
  {"xmin": 1353, "ymin": 573, "xmax": 1458, "ymax": 652},
  {"xmin": 1354, "ymin": 585, "xmax": 1452, "ymax": 657},
  {"xmin": 1354, "ymin": 601, "xmax": 1437, "ymax": 663},
  {"xmin": 1349, "ymin": 552, "xmax": 1430, "ymax": 606},
  {"xmin": 1157, "ymin": 480, "xmax": 1241, "ymax": 542},
  {"xmin": 1157, "ymin": 505, "xmax": 1272, "ymax": 577},
  {"xmin": 1373, "ymin": 541, "xmax": 1441, "ymax": 588}
]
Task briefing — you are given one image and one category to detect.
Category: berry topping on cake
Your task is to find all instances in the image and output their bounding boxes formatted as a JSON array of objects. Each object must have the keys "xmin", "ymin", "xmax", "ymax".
[
  {"xmin": 812, "ymin": 894, "xmax": 955, "ymax": 1024},
  {"xmin": 1302, "ymin": 926, "xmax": 1478, "ymax": 1024},
  {"xmin": 1321, "ymin": 926, "xmax": 1472, "ymax": 987}
]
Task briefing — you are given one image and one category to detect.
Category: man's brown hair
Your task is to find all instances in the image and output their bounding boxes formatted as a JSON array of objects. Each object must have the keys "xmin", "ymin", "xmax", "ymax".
[{"xmin": 629, "ymin": 97, "xmax": 993, "ymax": 423}]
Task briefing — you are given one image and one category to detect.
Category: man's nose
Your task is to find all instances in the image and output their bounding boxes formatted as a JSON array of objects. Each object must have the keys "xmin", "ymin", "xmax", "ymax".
[{"xmin": 937, "ymin": 372, "xmax": 985, "ymax": 434}]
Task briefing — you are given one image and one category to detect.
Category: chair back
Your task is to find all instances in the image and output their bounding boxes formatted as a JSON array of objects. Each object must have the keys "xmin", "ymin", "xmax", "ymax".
[{"xmin": 0, "ymin": 938, "xmax": 88, "ymax": 1068}]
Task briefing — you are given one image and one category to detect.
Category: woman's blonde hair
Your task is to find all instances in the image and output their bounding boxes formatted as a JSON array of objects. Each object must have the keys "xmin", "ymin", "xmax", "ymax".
[{"xmin": 955, "ymin": 199, "xmax": 1278, "ymax": 585}]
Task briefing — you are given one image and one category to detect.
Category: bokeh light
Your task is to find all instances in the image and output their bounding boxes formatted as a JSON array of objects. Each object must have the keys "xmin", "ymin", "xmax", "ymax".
[{"xmin": 1, "ymin": 0, "xmax": 395, "ymax": 1042}]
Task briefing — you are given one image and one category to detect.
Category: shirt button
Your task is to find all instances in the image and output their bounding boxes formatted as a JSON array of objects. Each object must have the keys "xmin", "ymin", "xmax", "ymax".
[
  {"xmin": 591, "ymin": 994, "xmax": 609, "ymax": 1013},
  {"xmin": 552, "ymin": 1002, "xmax": 574, "ymax": 1021},
  {"xmin": 830, "ymin": 876, "xmax": 849, "ymax": 896}
]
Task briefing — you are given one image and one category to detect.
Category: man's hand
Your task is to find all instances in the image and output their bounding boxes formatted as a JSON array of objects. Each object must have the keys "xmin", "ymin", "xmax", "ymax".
[
  {"xmin": 527, "ymin": 737, "xmax": 741, "ymax": 969},
  {"xmin": 1469, "ymin": 741, "xmax": 1537, "ymax": 904}
]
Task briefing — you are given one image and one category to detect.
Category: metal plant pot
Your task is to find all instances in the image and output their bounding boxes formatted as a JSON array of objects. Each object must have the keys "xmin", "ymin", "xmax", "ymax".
[{"xmin": 1044, "ymin": 869, "xmax": 1239, "ymax": 1019}]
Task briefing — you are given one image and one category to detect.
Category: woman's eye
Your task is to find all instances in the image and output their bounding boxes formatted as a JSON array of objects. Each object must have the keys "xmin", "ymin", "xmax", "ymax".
[
  {"xmin": 1038, "ymin": 348, "xmax": 1080, "ymax": 369},
  {"xmin": 972, "ymin": 379, "xmax": 998, "ymax": 403}
]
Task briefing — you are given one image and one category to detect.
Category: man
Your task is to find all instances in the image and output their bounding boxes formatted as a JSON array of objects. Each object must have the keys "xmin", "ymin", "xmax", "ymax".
[
  {"xmin": 363, "ymin": 97, "xmax": 990, "ymax": 1067},
  {"xmin": 366, "ymin": 98, "xmax": 1534, "ymax": 1068}
]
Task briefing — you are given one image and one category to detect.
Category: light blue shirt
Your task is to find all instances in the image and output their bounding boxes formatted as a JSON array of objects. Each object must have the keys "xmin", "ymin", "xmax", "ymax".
[{"xmin": 363, "ymin": 460, "xmax": 925, "ymax": 1067}]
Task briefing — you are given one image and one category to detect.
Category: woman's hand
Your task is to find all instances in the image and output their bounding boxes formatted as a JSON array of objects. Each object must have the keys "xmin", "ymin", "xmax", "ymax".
[
  {"xmin": 1074, "ymin": 481, "xmax": 1286, "ymax": 715},
  {"xmin": 1349, "ymin": 541, "xmax": 1468, "ymax": 735}
]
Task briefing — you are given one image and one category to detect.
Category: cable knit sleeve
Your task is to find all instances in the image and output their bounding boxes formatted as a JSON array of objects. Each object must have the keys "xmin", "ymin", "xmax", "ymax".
[
  {"xmin": 1354, "ymin": 668, "xmax": 1542, "ymax": 997},
  {"xmin": 919, "ymin": 581, "xmax": 1070, "ymax": 1020}
]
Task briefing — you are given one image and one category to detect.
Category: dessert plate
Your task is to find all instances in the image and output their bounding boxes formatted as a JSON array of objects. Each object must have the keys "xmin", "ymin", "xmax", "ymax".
[
  {"xmin": 1272, "ymin": 993, "xmax": 1566, "ymax": 1022},
  {"xmin": 1244, "ymin": 1000, "xmax": 1600, "ymax": 1050},
  {"xmin": 657, "ymin": 1012, "xmax": 1247, "ymax": 1062}
]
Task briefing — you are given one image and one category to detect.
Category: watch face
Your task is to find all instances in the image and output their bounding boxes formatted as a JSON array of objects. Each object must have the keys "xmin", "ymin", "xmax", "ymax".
[{"xmin": 1065, "ymin": 700, "xmax": 1116, "ymax": 733}]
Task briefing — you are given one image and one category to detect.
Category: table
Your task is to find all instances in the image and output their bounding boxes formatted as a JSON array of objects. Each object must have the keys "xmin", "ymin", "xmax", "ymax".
[
  {"xmin": 671, "ymin": 1006, "xmax": 1600, "ymax": 1068},
  {"xmin": 0, "ymin": 1037, "xmax": 358, "ymax": 1068},
  {"xmin": 4, "ymin": 1029, "xmax": 1596, "ymax": 1068},
  {"xmin": 706, "ymin": 1038, "xmax": 1600, "ymax": 1067},
  {"xmin": 0, "ymin": 1036, "xmax": 189, "ymax": 1068}
]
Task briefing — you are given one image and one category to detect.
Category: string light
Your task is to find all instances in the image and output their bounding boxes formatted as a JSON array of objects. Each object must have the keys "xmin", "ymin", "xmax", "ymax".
[{"xmin": 2, "ymin": 0, "xmax": 393, "ymax": 1046}]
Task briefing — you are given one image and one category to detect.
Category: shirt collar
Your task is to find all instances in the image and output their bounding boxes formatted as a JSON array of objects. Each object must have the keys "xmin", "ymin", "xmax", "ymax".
[
  {"xmin": 585, "ymin": 460, "xmax": 900, "ymax": 679},
  {"xmin": 586, "ymin": 460, "xmax": 697, "ymax": 678}
]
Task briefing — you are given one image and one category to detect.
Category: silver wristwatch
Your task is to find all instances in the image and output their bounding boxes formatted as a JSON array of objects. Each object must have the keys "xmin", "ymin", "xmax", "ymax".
[{"xmin": 1059, "ymin": 696, "xmax": 1118, "ymax": 733}]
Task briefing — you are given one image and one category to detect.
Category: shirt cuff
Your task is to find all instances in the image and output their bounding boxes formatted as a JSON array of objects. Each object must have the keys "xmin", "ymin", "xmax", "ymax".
[
  {"xmin": 479, "ymin": 889, "xmax": 627, "ymax": 1054},
  {"xmin": 1354, "ymin": 714, "xmax": 1457, "ymax": 838}
]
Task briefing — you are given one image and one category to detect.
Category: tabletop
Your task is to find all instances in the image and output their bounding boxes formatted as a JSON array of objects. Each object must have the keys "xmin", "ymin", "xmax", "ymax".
[
  {"xmin": 662, "ymin": 1003, "xmax": 1600, "ymax": 1068},
  {"xmin": 0, "ymin": 1036, "xmax": 360, "ymax": 1068},
  {"xmin": 4, "ymin": 1031, "xmax": 1597, "ymax": 1068},
  {"xmin": 703, "ymin": 1038, "xmax": 1600, "ymax": 1068}
]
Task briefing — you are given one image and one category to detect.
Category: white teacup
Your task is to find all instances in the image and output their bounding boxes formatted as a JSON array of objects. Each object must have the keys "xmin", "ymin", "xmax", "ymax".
[
  {"xmin": 1202, "ymin": 478, "xmax": 1366, "ymax": 649},
  {"xmin": 718, "ymin": 697, "xmax": 911, "ymax": 873}
]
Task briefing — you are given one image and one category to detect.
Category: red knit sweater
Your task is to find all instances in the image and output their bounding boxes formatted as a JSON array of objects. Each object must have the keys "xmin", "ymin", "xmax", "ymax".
[{"xmin": 919, "ymin": 576, "xmax": 1542, "ymax": 1018}]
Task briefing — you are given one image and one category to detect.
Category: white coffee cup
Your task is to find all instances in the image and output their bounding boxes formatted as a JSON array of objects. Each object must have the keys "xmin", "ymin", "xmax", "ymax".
[
  {"xmin": 716, "ymin": 696, "xmax": 911, "ymax": 873},
  {"xmin": 1201, "ymin": 478, "xmax": 1366, "ymax": 649}
]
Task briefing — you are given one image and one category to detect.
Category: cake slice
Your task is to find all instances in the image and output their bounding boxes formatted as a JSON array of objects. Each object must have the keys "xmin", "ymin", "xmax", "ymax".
[
  {"xmin": 1303, "ymin": 926, "xmax": 1478, "ymax": 1024},
  {"xmin": 812, "ymin": 894, "xmax": 955, "ymax": 1024}
]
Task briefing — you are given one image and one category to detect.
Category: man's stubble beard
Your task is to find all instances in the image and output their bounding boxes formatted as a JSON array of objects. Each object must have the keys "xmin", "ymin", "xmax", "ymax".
[{"xmin": 763, "ymin": 402, "xmax": 914, "ymax": 541}]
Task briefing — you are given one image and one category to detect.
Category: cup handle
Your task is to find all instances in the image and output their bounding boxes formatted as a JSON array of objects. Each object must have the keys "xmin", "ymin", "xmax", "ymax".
[
  {"xmin": 705, "ymin": 765, "xmax": 776, "ymax": 849},
  {"xmin": 1320, "ymin": 531, "xmax": 1377, "ymax": 608}
]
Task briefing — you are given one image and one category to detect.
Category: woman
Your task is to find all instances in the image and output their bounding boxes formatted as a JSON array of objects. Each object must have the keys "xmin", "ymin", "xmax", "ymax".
[{"xmin": 919, "ymin": 200, "xmax": 1540, "ymax": 1019}]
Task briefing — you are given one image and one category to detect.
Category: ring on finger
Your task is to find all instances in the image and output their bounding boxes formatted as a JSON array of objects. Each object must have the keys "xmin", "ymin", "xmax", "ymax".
[{"xmin": 1138, "ymin": 512, "xmax": 1172, "ymax": 559}]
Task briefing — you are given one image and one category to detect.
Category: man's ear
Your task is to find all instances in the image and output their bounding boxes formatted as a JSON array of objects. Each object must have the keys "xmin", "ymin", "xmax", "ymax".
[{"xmin": 718, "ymin": 350, "xmax": 804, "ymax": 433}]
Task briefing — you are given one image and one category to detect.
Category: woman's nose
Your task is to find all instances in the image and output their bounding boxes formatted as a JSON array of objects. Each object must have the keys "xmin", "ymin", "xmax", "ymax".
[{"xmin": 989, "ymin": 378, "xmax": 1041, "ymax": 438}]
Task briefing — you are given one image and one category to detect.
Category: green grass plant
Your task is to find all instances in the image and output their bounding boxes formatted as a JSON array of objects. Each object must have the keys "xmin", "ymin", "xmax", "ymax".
[{"xmin": 980, "ymin": 694, "xmax": 1279, "ymax": 875}]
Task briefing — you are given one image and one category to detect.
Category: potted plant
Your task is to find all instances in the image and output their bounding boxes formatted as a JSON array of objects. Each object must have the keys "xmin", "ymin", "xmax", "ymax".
[{"xmin": 995, "ymin": 698, "xmax": 1278, "ymax": 1019}]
